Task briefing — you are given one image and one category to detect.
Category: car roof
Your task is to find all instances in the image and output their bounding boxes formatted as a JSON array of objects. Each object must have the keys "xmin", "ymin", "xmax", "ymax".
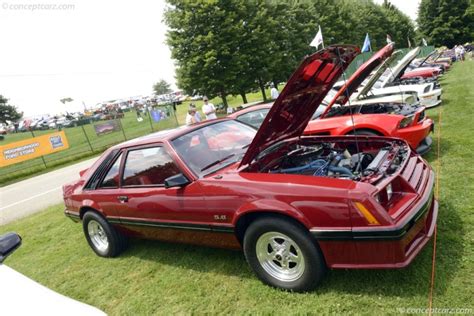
[
  {"xmin": 110, "ymin": 118, "xmax": 231, "ymax": 150},
  {"xmin": 228, "ymin": 103, "xmax": 272, "ymax": 118}
]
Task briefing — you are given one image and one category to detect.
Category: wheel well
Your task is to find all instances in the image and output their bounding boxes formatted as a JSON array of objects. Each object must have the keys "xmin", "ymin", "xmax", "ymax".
[
  {"xmin": 79, "ymin": 206, "xmax": 102, "ymax": 219},
  {"xmin": 346, "ymin": 128, "xmax": 383, "ymax": 136},
  {"xmin": 234, "ymin": 211, "xmax": 310, "ymax": 244}
]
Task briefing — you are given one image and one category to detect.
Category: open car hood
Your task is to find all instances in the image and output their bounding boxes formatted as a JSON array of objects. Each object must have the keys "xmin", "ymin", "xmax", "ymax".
[
  {"xmin": 380, "ymin": 47, "xmax": 420, "ymax": 87},
  {"xmin": 320, "ymin": 43, "xmax": 394, "ymax": 117},
  {"xmin": 240, "ymin": 45, "xmax": 360, "ymax": 167},
  {"xmin": 418, "ymin": 50, "xmax": 438, "ymax": 67},
  {"xmin": 353, "ymin": 50, "xmax": 402, "ymax": 100}
]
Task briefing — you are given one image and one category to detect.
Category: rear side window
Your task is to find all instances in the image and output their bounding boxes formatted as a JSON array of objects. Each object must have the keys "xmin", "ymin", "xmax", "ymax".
[
  {"xmin": 99, "ymin": 153, "xmax": 123, "ymax": 188},
  {"xmin": 237, "ymin": 109, "xmax": 269, "ymax": 128},
  {"xmin": 122, "ymin": 147, "xmax": 180, "ymax": 186}
]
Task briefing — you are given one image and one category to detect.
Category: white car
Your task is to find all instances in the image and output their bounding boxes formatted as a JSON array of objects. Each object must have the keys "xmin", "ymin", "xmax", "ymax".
[
  {"xmin": 0, "ymin": 233, "xmax": 105, "ymax": 316},
  {"xmin": 366, "ymin": 48, "xmax": 443, "ymax": 108}
]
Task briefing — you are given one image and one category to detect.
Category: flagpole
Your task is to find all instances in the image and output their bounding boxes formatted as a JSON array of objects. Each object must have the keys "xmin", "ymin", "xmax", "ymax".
[{"xmin": 321, "ymin": 26, "xmax": 325, "ymax": 48}]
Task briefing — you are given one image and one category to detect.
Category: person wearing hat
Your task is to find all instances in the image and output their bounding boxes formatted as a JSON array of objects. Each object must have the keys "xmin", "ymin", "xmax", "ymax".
[
  {"xmin": 189, "ymin": 103, "xmax": 202, "ymax": 122},
  {"xmin": 185, "ymin": 107, "xmax": 197, "ymax": 125},
  {"xmin": 202, "ymin": 96, "xmax": 217, "ymax": 120}
]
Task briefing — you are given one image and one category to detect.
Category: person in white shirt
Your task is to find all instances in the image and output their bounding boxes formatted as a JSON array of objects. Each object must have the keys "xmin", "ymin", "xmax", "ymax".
[
  {"xmin": 270, "ymin": 84, "xmax": 279, "ymax": 100},
  {"xmin": 202, "ymin": 96, "xmax": 217, "ymax": 120}
]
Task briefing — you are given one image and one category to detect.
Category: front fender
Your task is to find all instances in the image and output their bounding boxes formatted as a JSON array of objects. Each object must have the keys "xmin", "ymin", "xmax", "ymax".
[{"xmin": 233, "ymin": 199, "xmax": 312, "ymax": 228}]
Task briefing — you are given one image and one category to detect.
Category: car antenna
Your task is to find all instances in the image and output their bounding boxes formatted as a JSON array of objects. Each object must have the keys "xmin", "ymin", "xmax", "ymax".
[{"xmin": 336, "ymin": 47, "xmax": 362, "ymax": 175}]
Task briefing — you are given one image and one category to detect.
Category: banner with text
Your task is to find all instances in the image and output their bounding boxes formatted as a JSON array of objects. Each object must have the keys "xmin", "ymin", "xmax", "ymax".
[{"xmin": 0, "ymin": 131, "xmax": 70, "ymax": 167}]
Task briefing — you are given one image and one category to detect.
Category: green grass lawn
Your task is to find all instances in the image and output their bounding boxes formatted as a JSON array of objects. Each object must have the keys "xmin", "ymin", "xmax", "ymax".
[{"xmin": 1, "ymin": 63, "xmax": 473, "ymax": 314}]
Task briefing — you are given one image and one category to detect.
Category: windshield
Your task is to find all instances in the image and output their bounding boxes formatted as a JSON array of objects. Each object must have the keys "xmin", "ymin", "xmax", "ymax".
[{"xmin": 172, "ymin": 120, "xmax": 256, "ymax": 176}]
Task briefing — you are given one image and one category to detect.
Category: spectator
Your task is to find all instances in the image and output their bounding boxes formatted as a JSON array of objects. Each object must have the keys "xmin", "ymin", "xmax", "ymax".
[
  {"xmin": 455, "ymin": 45, "xmax": 462, "ymax": 61},
  {"xmin": 202, "ymin": 96, "xmax": 217, "ymax": 120},
  {"xmin": 189, "ymin": 103, "xmax": 201, "ymax": 122},
  {"xmin": 270, "ymin": 83, "xmax": 279, "ymax": 100},
  {"xmin": 185, "ymin": 107, "xmax": 198, "ymax": 125},
  {"xmin": 460, "ymin": 45, "xmax": 465, "ymax": 61}
]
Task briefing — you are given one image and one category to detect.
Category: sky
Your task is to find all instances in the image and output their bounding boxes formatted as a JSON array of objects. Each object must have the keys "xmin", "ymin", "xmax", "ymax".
[
  {"xmin": 0, "ymin": 0, "xmax": 420, "ymax": 118},
  {"xmin": 374, "ymin": 0, "xmax": 421, "ymax": 22}
]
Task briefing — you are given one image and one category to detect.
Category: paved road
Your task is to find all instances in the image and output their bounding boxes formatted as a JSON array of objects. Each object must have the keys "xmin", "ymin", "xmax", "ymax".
[{"xmin": 0, "ymin": 157, "xmax": 98, "ymax": 226}]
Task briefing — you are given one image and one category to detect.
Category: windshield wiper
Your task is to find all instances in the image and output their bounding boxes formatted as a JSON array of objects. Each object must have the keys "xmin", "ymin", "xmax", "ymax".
[{"xmin": 200, "ymin": 154, "xmax": 236, "ymax": 172}]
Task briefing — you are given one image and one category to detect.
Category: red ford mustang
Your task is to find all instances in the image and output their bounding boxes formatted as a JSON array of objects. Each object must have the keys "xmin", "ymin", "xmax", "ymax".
[
  {"xmin": 63, "ymin": 45, "xmax": 438, "ymax": 292},
  {"xmin": 231, "ymin": 44, "xmax": 434, "ymax": 154}
]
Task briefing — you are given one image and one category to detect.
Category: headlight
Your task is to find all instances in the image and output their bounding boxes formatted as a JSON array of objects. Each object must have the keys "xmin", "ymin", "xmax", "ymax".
[{"xmin": 399, "ymin": 116, "xmax": 414, "ymax": 128}]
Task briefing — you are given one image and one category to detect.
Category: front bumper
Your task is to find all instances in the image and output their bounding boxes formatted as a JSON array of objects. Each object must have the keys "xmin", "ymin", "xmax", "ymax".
[
  {"xmin": 416, "ymin": 136, "xmax": 433, "ymax": 155},
  {"xmin": 315, "ymin": 165, "xmax": 438, "ymax": 269},
  {"xmin": 393, "ymin": 118, "xmax": 434, "ymax": 152},
  {"xmin": 419, "ymin": 89, "xmax": 442, "ymax": 108}
]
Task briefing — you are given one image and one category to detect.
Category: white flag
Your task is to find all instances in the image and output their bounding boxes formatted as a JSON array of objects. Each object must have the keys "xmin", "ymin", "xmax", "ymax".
[
  {"xmin": 422, "ymin": 38, "xmax": 428, "ymax": 46},
  {"xmin": 310, "ymin": 25, "xmax": 324, "ymax": 48},
  {"xmin": 386, "ymin": 34, "xmax": 393, "ymax": 44}
]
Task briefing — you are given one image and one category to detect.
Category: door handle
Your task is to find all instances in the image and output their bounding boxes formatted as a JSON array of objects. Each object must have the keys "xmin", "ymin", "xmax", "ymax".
[{"xmin": 117, "ymin": 195, "xmax": 128, "ymax": 203}]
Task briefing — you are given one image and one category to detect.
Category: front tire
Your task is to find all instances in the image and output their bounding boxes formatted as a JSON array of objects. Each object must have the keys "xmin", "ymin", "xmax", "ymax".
[
  {"xmin": 82, "ymin": 211, "xmax": 126, "ymax": 257},
  {"xmin": 243, "ymin": 216, "xmax": 326, "ymax": 292}
]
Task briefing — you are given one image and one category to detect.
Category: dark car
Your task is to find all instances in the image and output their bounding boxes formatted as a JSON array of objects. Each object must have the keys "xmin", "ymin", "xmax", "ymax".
[{"xmin": 63, "ymin": 46, "xmax": 438, "ymax": 292}]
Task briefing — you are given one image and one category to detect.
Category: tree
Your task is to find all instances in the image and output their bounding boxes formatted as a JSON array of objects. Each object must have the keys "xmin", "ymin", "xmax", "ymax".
[
  {"xmin": 153, "ymin": 79, "xmax": 172, "ymax": 95},
  {"xmin": 0, "ymin": 95, "xmax": 23, "ymax": 124},
  {"xmin": 165, "ymin": 0, "xmax": 245, "ymax": 108},
  {"xmin": 164, "ymin": 0, "xmax": 417, "ymax": 108},
  {"xmin": 418, "ymin": 0, "xmax": 473, "ymax": 47}
]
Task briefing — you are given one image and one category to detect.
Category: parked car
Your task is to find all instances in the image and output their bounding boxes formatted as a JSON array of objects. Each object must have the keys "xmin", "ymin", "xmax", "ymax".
[
  {"xmin": 380, "ymin": 47, "xmax": 440, "ymax": 86},
  {"xmin": 63, "ymin": 46, "xmax": 438, "ymax": 292},
  {"xmin": 0, "ymin": 232, "xmax": 105, "ymax": 315},
  {"xmin": 231, "ymin": 44, "xmax": 434, "ymax": 154},
  {"xmin": 364, "ymin": 48, "xmax": 442, "ymax": 108}
]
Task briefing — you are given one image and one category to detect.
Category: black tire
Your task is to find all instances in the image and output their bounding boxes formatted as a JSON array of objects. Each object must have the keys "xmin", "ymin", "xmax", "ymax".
[
  {"xmin": 82, "ymin": 211, "xmax": 126, "ymax": 257},
  {"xmin": 347, "ymin": 129, "xmax": 379, "ymax": 136},
  {"xmin": 243, "ymin": 216, "xmax": 326, "ymax": 292}
]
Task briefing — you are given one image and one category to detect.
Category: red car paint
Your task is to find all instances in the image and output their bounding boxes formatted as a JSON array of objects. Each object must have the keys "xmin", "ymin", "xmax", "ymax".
[
  {"xmin": 230, "ymin": 102, "xmax": 432, "ymax": 153},
  {"xmin": 401, "ymin": 67, "xmax": 439, "ymax": 79},
  {"xmin": 64, "ymin": 46, "xmax": 437, "ymax": 272}
]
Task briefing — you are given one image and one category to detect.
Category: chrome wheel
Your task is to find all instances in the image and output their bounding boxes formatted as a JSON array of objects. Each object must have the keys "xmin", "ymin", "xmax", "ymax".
[
  {"xmin": 87, "ymin": 220, "xmax": 109, "ymax": 252},
  {"xmin": 256, "ymin": 232, "xmax": 305, "ymax": 282}
]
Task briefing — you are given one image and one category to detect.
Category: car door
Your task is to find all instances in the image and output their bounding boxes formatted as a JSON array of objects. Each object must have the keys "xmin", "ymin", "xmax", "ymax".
[
  {"xmin": 89, "ymin": 151, "xmax": 125, "ymax": 219},
  {"xmin": 114, "ymin": 144, "xmax": 209, "ymax": 226}
]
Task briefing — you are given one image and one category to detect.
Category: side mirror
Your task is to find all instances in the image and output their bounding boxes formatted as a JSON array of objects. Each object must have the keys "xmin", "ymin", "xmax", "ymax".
[
  {"xmin": 164, "ymin": 173, "xmax": 190, "ymax": 189},
  {"xmin": 0, "ymin": 233, "xmax": 22, "ymax": 263}
]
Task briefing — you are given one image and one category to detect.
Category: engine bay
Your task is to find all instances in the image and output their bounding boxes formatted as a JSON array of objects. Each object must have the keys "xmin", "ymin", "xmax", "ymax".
[
  {"xmin": 324, "ymin": 102, "xmax": 420, "ymax": 118},
  {"xmin": 257, "ymin": 139, "xmax": 409, "ymax": 183}
]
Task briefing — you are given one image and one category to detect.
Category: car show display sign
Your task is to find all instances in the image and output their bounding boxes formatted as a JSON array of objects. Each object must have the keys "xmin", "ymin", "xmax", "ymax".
[
  {"xmin": 93, "ymin": 120, "xmax": 121, "ymax": 136},
  {"xmin": 0, "ymin": 131, "xmax": 69, "ymax": 167}
]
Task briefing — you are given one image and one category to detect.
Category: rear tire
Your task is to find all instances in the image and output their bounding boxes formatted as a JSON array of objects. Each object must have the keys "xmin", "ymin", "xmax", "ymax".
[
  {"xmin": 243, "ymin": 216, "xmax": 326, "ymax": 292},
  {"xmin": 82, "ymin": 211, "xmax": 126, "ymax": 257}
]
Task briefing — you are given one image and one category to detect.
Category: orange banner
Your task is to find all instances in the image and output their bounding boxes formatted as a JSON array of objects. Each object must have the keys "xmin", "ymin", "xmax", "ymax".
[{"xmin": 0, "ymin": 131, "xmax": 70, "ymax": 167}]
